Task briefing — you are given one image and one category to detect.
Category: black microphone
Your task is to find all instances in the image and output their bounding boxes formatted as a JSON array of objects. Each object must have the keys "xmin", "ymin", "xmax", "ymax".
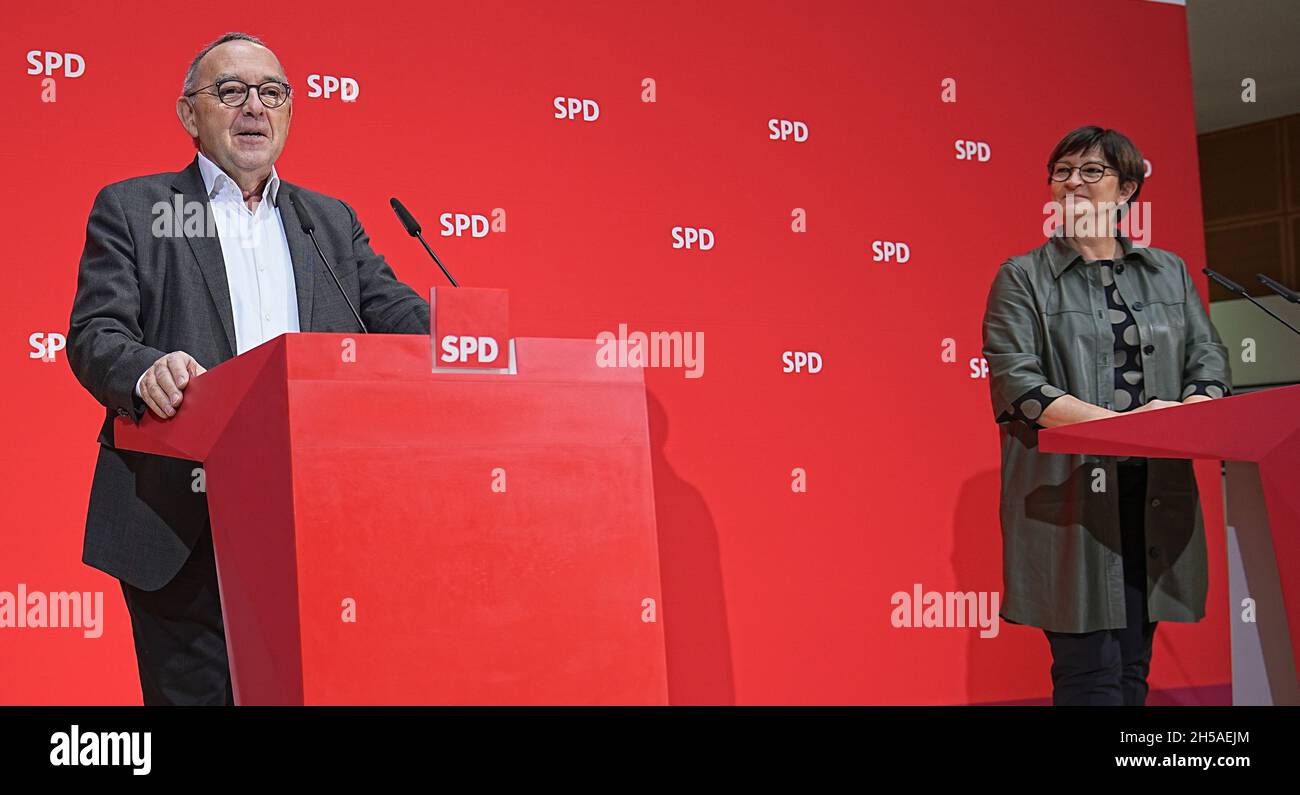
[
  {"xmin": 1257, "ymin": 273, "xmax": 1300, "ymax": 304},
  {"xmin": 389, "ymin": 197, "xmax": 459, "ymax": 287},
  {"xmin": 283, "ymin": 190, "xmax": 368, "ymax": 334},
  {"xmin": 1203, "ymin": 267, "xmax": 1247, "ymax": 296},
  {"xmin": 1204, "ymin": 267, "xmax": 1300, "ymax": 336}
]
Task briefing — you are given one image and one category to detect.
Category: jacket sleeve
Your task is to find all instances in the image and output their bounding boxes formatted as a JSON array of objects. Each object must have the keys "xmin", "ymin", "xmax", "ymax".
[
  {"xmin": 982, "ymin": 260, "xmax": 1065, "ymax": 423},
  {"xmin": 1178, "ymin": 256, "xmax": 1232, "ymax": 395},
  {"xmin": 67, "ymin": 184, "xmax": 167, "ymax": 424},
  {"xmin": 344, "ymin": 199, "xmax": 431, "ymax": 334}
]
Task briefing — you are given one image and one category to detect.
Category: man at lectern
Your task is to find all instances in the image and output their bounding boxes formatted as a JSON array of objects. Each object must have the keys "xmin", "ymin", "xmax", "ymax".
[
  {"xmin": 66, "ymin": 32, "xmax": 429, "ymax": 704},
  {"xmin": 981, "ymin": 126, "xmax": 1232, "ymax": 706}
]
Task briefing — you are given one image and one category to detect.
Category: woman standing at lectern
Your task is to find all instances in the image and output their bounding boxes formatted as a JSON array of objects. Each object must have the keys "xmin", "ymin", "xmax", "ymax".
[{"xmin": 981, "ymin": 126, "xmax": 1232, "ymax": 705}]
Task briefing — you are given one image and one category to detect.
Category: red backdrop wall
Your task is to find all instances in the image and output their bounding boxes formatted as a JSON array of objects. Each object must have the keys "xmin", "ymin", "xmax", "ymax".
[{"xmin": 0, "ymin": 0, "xmax": 1228, "ymax": 704}]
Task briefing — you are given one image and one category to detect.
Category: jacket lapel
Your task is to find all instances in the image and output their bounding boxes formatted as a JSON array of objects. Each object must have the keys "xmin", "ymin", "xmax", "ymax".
[
  {"xmin": 276, "ymin": 180, "xmax": 316, "ymax": 332},
  {"xmin": 171, "ymin": 158, "xmax": 238, "ymax": 356}
]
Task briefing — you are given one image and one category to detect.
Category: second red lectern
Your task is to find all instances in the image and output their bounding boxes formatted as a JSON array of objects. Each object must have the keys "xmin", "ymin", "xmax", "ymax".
[
  {"xmin": 112, "ymin": 324, "xmax": 669, "ymax": 705},
  {"xmin": 1040, "ymin": 385, "xmax": 1300, "ymax": 701}
]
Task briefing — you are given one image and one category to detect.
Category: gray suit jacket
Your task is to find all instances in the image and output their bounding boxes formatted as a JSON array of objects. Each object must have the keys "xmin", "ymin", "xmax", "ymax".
[{"xmin": 68, "ymin": 156, "xmax": 430, "ymax": 591}]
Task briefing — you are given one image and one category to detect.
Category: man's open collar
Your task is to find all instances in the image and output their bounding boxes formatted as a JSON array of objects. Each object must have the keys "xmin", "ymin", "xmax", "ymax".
[{"xmin": 194, "ymin": 151, "xmax": 280, "ymax": 205}]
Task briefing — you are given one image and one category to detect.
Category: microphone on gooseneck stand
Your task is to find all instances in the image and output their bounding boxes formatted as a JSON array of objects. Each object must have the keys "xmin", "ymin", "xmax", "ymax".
[
  {"xmin": 1203, "ymin": 267, "xmax": 1300, "ymax": 337},
  {"xmin": 389, "ymin": 197, "xmax": 459, "ymax": 287},
  {"xmin": 284, "ymin": 190, "xmax": 368, "ymax": 334},
  {"xmin": 1257, "ymin": 273, "xmax": 1300, "ymax": 304}
]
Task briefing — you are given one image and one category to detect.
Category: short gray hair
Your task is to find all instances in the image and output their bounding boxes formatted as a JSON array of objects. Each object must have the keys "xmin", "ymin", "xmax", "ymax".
[{"xmin": 182, "ymin": 32, "xmax": 270, "ymax": 96}]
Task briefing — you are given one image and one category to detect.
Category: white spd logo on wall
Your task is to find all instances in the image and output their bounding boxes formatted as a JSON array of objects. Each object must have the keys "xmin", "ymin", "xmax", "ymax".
[
  {"xmin": 26, "ymin": 51, "xmax": 85, "ymax": 77},
  {"xmin": 871, "ymin": 241, "xmax": 910, "ymax": 263},
  {"xmin": 554, "ymin": 97, "xmax": 600, "ymax": 121},
  {"xmin": 782, "ymin": 351, "xmax": 823, "ymax": 373},
  {"xmin": 306, "ymin": 74, "xmax": 359, "ymax": 102},
  {"xmin": 440, "ymin": 210, "xmax": 506, "ymax": 238},
  {"xmin": 30, "ymin": 332, "xmax": 66, "ymax": 362},
  {"xmin": 954, "ymin": 139, "xmax": 991, "ymax": 162},
  {"xmin": 672, "ymin": 226, "xmax": 714, "ymax": 250},
  {"xmin": 768, "ymin": 119, "xmax": 808, "ymax": 142}
]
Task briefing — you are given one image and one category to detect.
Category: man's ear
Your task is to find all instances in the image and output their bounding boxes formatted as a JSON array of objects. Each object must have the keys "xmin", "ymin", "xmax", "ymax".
[{"xmin": 176, "ymin": 96, "xmax": 199, "ymax": 138}]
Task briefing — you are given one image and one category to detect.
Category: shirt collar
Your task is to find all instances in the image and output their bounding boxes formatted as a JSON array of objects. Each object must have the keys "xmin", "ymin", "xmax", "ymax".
[
  {"xmin": 195, "ymin": 151, "xmax": 281, "ymax": 206},
  {"xmin": 1044, "ymin": 230, "xmax": 1151, "ymax": 280}
]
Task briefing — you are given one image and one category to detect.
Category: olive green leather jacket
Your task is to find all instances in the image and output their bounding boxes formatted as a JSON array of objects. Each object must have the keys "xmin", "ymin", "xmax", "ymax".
[{"xmin": 981, "ymin": 233, "xmax": 1232, "ymax": 633}]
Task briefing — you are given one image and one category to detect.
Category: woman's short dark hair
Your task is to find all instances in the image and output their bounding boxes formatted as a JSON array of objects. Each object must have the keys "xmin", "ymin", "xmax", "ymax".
[{"xmin": 1046, "ymin": 125, "xmax": 1145, "ymax": 207}]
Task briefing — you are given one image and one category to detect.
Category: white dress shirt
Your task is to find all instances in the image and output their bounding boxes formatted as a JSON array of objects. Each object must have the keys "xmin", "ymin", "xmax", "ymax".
[{"xmin": 137, "ymin": 153, "xmax": 300, "ymax": 398}]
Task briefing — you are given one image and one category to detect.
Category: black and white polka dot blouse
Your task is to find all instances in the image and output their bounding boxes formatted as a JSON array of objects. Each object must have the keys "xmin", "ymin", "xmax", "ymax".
[{"xmin": 1006, "ymin": 259, "xmax": 1228, "ymax": 429}]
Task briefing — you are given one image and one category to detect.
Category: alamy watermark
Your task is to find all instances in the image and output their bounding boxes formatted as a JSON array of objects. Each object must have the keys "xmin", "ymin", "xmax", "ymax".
[
  {"xmin": 50, "ymin": 725, "xmax": 151, "ymax": 775},
  {"xmin": 890, "ymin": 583, "xmax": 1000, "ymax": 638},
  {"xmin": 596, "ymin": 324, "xmax": 704, "ymax": 379},
  {"xmin": 1044, "ymin": 196, "xmax": 1152, "ymax": 247},
  {"xmin": 0, "ymin": 584, "xmax": 103, "ymax": 638},
  {"xmin": 151, "ymin": 196, "xmax": 267, "ymax": 248}
]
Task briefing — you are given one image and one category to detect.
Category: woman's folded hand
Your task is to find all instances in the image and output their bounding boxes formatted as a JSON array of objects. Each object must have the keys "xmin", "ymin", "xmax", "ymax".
[{"xmin": 1130, "ymin": 399, "xmax": 1182, "ymax": 413}]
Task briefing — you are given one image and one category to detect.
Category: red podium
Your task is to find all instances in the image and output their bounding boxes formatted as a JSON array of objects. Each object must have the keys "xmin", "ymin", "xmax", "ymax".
[
  {"xmin": 113, "ymin": 325, "xmax": 669, "ymax": 705},
  {"xmin": 1040, "ymin": 385, "xmax": 1300, "ymax": 694}
]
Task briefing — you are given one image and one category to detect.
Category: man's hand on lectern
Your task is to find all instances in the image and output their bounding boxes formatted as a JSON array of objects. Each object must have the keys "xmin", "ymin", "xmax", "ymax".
[{"xmin": 140, "ymin": 351, "xmax": 207, "ymax": 419}]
